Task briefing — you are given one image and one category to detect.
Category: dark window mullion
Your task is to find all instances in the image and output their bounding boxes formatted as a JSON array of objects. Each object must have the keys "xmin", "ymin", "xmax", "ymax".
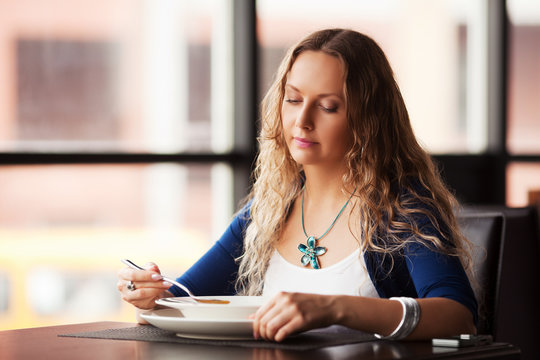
[
  {"xmin": 232, "ymin": 0, "xmax": 258, "ymax": 206},
  {"xmin": 0, "ymin": 152, "xmax": 251, "ymax": 165}
]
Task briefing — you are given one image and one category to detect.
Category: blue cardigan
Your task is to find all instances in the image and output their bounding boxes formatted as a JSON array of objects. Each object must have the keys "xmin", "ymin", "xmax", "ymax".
[{"xmin": 170, "ymin": 205, "xmax": 478, "ymax": 325}]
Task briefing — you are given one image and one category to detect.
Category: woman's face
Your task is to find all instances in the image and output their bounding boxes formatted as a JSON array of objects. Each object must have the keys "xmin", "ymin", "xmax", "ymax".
[{"xmin": 281, "ymin": 50, "xmax": 350, "ymax": 169}]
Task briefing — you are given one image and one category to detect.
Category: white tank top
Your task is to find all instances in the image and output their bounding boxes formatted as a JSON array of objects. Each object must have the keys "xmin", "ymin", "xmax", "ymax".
[{"xmin": 262, "ymin": 248, "xmax": 380, "ymax": 298}]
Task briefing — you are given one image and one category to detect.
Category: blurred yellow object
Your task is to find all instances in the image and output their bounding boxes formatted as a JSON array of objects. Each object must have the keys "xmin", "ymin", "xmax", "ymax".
[{"xmin": 0, "ymin": 227, "xmax": 209, "ymax": 330}]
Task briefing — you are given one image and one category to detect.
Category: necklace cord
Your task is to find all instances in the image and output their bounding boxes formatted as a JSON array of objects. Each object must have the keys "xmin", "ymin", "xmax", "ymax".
[{"xmin": 301, "ymin": 187, "xmax": 356, "ymax": 240}]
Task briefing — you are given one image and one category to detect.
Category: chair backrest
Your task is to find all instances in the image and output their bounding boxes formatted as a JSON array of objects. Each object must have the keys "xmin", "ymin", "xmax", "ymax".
[
  {"xmin": 457, "ymin": 211, "xmax": 504, "ymax": 335},
  {"xmin": 491, "ymin": 207, "xmax": 540, "ymax": 360},
  {"xmin": 460, "ymin": 206, "xmax": 540, "ymax": 360}
]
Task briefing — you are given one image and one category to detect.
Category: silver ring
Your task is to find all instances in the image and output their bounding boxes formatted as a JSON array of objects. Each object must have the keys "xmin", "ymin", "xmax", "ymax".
[{"xmin": 127, "ymin": 280, "xmax": 136, "ymax": 291}]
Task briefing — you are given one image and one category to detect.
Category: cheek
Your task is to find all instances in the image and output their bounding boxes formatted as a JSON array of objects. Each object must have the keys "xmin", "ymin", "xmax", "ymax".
[
  {"xmin": 281, "ymin": 108, "xmax": 296, "ymax": 135},
  {"xmin": 326, "ymin": 119, "xmax": 348, "ymax": 139},
  {"xmin": 329, "ymin": 123, "xmax": 352, "ymax": 151},
  {"xmin": 281, "ymin": 106, "xmax": 295, "ymax": 126},
  {"xmin": 279, "ymin": 115, "xmax": 291, "ymax": 148}
]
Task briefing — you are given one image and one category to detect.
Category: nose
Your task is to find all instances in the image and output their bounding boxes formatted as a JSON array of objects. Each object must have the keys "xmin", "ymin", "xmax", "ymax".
[{"xmin": 295, "ymin": 103, "xmax": 313, "ymax": 130}]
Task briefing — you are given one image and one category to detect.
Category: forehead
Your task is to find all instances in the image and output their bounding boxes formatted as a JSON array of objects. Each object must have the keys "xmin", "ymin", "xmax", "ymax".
[{"xmin": 286, "ymin": 51, "xmax": 345, "ymax": 95}]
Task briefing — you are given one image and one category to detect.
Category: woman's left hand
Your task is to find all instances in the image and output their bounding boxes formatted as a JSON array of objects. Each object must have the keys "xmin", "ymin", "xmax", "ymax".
[{"xmin": 251, "ymin": 292, "xmax": 340, "ymax": 342}]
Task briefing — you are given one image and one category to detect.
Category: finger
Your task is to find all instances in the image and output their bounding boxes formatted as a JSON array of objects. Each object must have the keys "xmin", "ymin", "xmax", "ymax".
[
  {"xmin": 125, "ymin": 280, "xmax": 172, "ymax": 291},
  {"xmin": 119, "ymin": 278, "xmax": 172, "ymax": 299},
  {"xmin": 255, "ymin": 292, "xmax": 293, "ymax": 340},
  {"xmin": 273, "ymin": 316, "xmax": 304, "ymax": 342},
  {"xmin": 253, "ymin": 296, "xmax": 279, "ymax": 339},
  {"xmin": 125, "ymin": 296, "xmax": 159, "ymax": 310},
  {"xmin": 117, "ymin": 279, "xmax": 124, "ymax": 292},
  {"xmin": 144, "ymin": 262, "xmax": 161, "ymax": 274},
  {"xmin": 255, "ymin": 293, "xmax": 282, "ymax": 317},
  {"xmin": 121, "ymin": 287, "xmax": 163, "ymax": 303},
  {"xmin": 258, "ymin": 292, "xmax": 306, "ymax": 341},
  {"xmin": 118, "ymin": 267, "xmax": 160, "ymax": 282},
  {"xmin": 259, "ymin": 307, "xmax": 292, "ymax": 341},
  {"xmin": 257, "ymin": 302, "xmax": 289, "ymax": 341},
  {"xmin": 252, "ymin": 312, "xmax": 260, "ymax": 339}
]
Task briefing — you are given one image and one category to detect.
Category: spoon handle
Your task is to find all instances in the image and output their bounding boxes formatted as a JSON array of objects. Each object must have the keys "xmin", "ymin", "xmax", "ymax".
[
  {"xmin": 121, "ymin": 259, "xmax": 145, "ymax": 271},
  {"xmin": 121, "ymin": 259, "xmax": 196, "ymax": 297}
]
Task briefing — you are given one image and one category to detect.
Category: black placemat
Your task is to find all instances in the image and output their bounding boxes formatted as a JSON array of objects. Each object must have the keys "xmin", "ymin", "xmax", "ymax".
[{"xmin": 59, "ymin": 324, "xmax": 375, "ymax": 350}]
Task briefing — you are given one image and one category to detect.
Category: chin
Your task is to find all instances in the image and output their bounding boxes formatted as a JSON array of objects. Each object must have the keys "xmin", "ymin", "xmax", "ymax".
[
  {"xmin": 292, "ymin": 158, "xmax": 318, "ymax": 167},
  {"xmin": 290, "ymin": 152, "xmax": 313, "ymax": 165}
]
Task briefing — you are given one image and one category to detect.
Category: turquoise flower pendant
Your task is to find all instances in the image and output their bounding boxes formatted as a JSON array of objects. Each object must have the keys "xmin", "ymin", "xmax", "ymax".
[{"xmin": 298, "ymin": 236, "xmax": 327, "ymax": 269}]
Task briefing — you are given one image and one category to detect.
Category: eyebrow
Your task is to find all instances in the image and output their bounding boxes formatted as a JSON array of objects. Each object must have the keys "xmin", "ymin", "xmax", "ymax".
[{"xmin": 284, "ymin": 84, "xmax": 344, "ymax": 100}]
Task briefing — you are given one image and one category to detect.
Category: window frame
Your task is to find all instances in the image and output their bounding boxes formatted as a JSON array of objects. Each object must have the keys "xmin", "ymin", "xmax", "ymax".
[
  {"xmin": 0, "ymin": 0, "xmax": 258, "ymax": 208},
  {"xmin": 434, "ymin": 0, "xmax": 540, "ymax": 205},
  {"xmin": 1, "ymin": 0, "xmax": 540, "ymax": 206}
]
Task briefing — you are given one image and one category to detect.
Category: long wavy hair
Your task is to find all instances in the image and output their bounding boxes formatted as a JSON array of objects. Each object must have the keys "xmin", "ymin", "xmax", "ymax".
[{"xmin": 236, "ymin": 29, "xmax": 472, "ymax": 296}]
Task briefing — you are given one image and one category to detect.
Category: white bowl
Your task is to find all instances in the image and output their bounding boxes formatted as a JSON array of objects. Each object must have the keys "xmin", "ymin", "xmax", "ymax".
[
  {"xmin": 155, "ymin": 296, "xmax": 267, "ymax": 320},
  {"xmin": 140, "ymin": 308, "xmax": 255, "ymax": 339}
]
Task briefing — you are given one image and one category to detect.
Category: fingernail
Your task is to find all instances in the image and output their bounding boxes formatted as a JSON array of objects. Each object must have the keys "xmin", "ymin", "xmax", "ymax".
[
  {"xmin": 253, "ymin": 331, "xmax": 259, "ymax": 340},
  {"xmin": 163, "ymin": 281, "xmax": 172, "ymax": 288},
  {"xmin": 151, "ymin": 274, "xmax": 163, "ymax": 281}
]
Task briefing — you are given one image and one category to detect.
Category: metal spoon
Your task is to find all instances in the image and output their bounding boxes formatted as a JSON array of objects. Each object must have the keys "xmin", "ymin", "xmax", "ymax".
[{"xmin": 121, "ymin": 259, "xmax": 229, "ymax": 304}]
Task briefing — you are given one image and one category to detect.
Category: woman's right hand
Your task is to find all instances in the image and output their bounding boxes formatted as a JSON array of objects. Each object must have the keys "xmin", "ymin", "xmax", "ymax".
[{"xmin": 117, "ymin": 262, "xmax": 173, "ymax": 310}]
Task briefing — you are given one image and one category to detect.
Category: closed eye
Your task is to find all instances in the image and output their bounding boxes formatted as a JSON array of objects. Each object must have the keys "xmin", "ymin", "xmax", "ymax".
[
  {"xmin": 320, "ymin": 105, "xmax": 338, "ymax": 113},
  {"xmin": 285, "ymin": 99, "xmax": 302, "ymax": 104}
]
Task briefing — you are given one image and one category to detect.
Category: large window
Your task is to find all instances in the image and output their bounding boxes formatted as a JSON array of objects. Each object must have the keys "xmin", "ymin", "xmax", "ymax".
[
  {"xmin": 1, "ymin": 1, "xmax": 234, "ymax": 153},
  {"xmin": 506, "ymin": 0, "xmax": 540, "ymax": 206},
  {"xmin": 0, "ymin": 0, "xmax": 251, "ymax": 330},
  {"xmin": 258, "ymin": 0, "xmax": 494, "ymax": 154},
  {"xmin": 257, "ymin": 0, "xmax": 540, "ymax": 207},
  {"xmin": 0, "ymin": 164, "xmax": 228, "ymax": 326},
  {"xmin": 507, "ymin": 0, "xmax": 540, "ymax": 155}
]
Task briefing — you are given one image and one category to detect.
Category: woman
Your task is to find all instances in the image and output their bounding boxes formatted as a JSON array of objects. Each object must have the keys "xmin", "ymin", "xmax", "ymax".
[{"xmin": 118, "ymin": 28, "xmax": 477, "ymax": 342}]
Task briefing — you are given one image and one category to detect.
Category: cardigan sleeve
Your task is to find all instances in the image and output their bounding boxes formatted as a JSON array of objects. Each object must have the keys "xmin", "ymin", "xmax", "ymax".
[
  {"xmin": 168, "ymin": 206, "xmax": 250, "ymax": 297},
  {"xmin": 403, "ymin": 240, "xmax": 478, "ymax": 325},
  {"xmin": 365, "ymin": 209, "xmax": 478, "ymax": 326},
  {"xmin": 404, "ymin": 207, "xmax": 478, "ymax": 324}
]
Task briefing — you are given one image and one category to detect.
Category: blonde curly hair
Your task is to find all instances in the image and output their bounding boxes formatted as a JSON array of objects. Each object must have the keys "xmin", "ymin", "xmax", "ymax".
[{"xmin": 236, "ymin": 29, "xmax": 472, "ymax": 296}]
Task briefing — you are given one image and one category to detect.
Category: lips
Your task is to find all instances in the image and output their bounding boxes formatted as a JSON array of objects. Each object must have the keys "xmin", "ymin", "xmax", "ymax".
[{"xmin": 294, "ymin": 137, "xmax": 317, "ymax": 148}]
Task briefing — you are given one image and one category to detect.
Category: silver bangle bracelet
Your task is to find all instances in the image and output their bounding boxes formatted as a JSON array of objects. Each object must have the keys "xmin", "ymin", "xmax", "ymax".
[{"xmin": 375, "ymin": 297, "xmax": 421, "ymax": 340}]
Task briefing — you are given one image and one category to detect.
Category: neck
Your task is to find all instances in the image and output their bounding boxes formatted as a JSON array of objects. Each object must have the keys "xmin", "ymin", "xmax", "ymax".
[{"xmin": 302, "ymin": 165, "xmax": 352, "ymax": 206}]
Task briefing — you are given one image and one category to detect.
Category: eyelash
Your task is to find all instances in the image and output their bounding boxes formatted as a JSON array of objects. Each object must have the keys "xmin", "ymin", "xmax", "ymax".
[
  {"xmin": 321, "ymin": 106, "xmax": 338, "ymax": 113},
  {"xmin": 285, "ymin": 99, "xmax": 301, "ymax": 104},
  {"xmin": 284, "ymin": 99, "xmax": 338, "ymax": 113}
]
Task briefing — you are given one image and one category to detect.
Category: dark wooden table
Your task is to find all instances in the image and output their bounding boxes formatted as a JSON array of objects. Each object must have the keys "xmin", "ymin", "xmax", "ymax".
[{"xmin": 0, "ymin": 322, "xmax": 520, "ymax": 360}]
